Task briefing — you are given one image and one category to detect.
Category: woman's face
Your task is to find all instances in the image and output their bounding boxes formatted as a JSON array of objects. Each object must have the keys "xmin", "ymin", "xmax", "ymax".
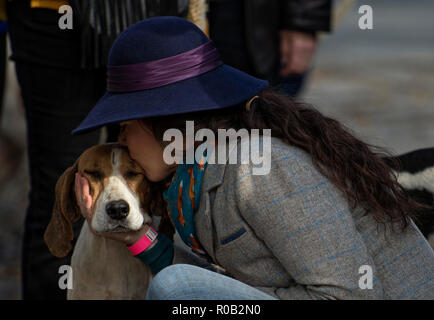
[{"xmin": 118, "ymin": 120, "xmax": 177, "ymax": 182}]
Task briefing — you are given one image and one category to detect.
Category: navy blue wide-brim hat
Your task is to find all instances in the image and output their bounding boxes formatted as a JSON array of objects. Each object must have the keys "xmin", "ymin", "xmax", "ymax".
[{"xmin": 72, "ymin": 16, "xmax": 268, "ymax": 135}]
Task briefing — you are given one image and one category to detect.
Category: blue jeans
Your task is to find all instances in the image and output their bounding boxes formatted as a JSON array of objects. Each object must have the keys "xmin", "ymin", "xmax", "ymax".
[{"xmin": 146, "ymin": 264, "xmax": 278, "ymax": 300}]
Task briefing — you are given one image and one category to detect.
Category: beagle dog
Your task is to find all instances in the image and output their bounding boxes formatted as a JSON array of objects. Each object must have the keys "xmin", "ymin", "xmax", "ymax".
[{"xmin": 44, "ymin": 143, "xmax": 174, "ymax": 299}]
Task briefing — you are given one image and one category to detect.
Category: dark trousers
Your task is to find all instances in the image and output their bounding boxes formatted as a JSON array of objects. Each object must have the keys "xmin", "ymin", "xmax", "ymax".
[{"xmin": 7, "ymin": 1, "xmax": 106, "ymax": 299}]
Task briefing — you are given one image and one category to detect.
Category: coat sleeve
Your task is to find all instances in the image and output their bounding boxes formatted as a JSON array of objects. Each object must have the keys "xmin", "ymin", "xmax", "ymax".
[
  {"xmin": 234, "ymin": 146, "xmax": 384, "ymax": 299},
  {"xmin": 279, "ymin": 0, "xmax": 332, "ymax": 32}
]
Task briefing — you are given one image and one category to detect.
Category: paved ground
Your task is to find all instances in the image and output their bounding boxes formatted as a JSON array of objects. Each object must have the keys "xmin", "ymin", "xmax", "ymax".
[
  {"xmin": 301, "ymin": 0, "xmax": 434, "ymax": 154},
  {"xmin": 0, "ymin": 0, "xmax": 433, "ymax": 299}
]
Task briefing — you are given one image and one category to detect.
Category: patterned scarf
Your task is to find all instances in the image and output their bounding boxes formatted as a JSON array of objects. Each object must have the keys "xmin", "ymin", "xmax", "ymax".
[{"xmin": 163, "ymin": 148, "xmax": 213, "ymax": 262}]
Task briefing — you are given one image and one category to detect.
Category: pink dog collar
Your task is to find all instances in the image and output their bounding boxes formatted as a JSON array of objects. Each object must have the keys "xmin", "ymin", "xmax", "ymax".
[{"xmin": 127, "ymin": 226, "xmax": 158, "ymax": 256}]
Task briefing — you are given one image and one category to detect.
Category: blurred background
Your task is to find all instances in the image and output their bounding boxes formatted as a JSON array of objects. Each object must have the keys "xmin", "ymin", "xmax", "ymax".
[
  {"xmin": 304, "ymin": 0, "xmax": 434, "ymax": 154},
  {"xmin": 0, "ymin": 0, "xmax": 433, "ymax": 299}
]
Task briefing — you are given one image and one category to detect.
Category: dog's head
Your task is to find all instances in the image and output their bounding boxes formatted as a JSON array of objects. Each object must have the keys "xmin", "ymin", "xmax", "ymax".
[{"xmin": 44, "ymin": 143, "xmax": 174, "ymax": 257}]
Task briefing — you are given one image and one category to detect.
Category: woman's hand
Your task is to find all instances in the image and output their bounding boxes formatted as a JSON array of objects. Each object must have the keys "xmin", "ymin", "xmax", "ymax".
[
  {"xmin": 279, "ymin": 30, "xmax": 317, "ymax": 76},
  {"xmin": 75, "ymin": 172, "xmax": 93, "ymax": 220},
  {"xmin": 74, "ymin": 172, "xmax": 150, "ymax": 246}
]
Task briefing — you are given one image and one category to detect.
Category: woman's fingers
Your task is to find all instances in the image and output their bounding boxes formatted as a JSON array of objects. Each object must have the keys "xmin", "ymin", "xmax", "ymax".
[
  {"xmin": 74, "ymin": 173, "xmax": 99, "ymax": 236},
  {"xmin": 80, "ymin": 175, "xmax": 92, "ymax": 212},
  {"xmin": 74, "ymin": 173, "xmax": 92, "ymax": 217},
  {"xmin": 279, "ymin": 30, "xmax": 317, "ymax": 76},
  {"xmin": 74, "ymin": 173, "xmax": 83, "ymax": 206}
]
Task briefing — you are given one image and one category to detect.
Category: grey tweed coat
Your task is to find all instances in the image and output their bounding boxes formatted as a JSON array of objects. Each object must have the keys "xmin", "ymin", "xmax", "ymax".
[{"xmin": 190, "ymin": 136, "xmax": 434, "ymax": 300}]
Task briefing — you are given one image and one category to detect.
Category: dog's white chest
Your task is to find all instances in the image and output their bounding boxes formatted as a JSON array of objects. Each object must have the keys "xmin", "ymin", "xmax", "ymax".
[{"xmin": 68, "ymin": 224, "xmax": 151, "ymax": 300}]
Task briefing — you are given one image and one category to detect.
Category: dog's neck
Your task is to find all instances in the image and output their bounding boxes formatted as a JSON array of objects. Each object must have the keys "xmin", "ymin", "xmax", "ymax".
[
  {"xmin": 72, "ymin": 223, "xmax": 133, "ymax": 275},
  {"xmin": 68, "ymin": 223, "xmax": 150, "ymax": 299}
]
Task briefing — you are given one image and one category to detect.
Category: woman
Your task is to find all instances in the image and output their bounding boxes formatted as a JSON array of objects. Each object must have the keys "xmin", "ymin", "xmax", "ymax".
[{"xmin": 73, "ymin": 17, "xmax": 434, "ymax": 300}]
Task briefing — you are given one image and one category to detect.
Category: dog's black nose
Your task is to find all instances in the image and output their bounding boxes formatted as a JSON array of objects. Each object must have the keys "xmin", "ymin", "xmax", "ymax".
[{"xmin": 106, "ymin": 200, "xmax": 130, "ymax": 220}]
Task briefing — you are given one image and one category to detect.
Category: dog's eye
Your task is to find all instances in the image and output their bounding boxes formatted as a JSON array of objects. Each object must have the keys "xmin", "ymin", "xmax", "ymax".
[
  {"xmin": 125, "ymin": 171, "xmax": 141, "ymax": 179},
  {"xmin": 84, "ymin": 170, "xmax": 103, "ymax": 180}
]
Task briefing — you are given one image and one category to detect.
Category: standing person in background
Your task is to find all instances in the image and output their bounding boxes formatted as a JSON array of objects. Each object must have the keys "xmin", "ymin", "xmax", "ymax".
[
  {"xmin": 5, "ymin": 0, "xmax": 191, "ymax": 300},
  {"xmin": 208, "ymin": 0, "xmax": 332, "ymax": 96}
]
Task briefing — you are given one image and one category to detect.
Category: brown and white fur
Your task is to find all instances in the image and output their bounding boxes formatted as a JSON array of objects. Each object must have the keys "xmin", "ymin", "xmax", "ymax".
[{"xmin": 44, "ymin": 143, "xmax": 173, "ymax": 299}]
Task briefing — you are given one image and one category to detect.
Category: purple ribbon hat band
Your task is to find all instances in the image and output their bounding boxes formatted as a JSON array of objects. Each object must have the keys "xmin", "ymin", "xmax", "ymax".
[
  {"xmin": 107, "ymin": 41, "xmax": 223, "ymax": 93},
  {"xmin": 72, "ymin": 17, "xmax": 269, "ymax": 136}
]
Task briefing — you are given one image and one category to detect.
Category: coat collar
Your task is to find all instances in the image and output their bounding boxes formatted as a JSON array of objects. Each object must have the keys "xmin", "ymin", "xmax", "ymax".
[
  {"xmin": 201, "ymin": 135, "xmax": 241, "ymax": 192},
  {"xmin": 195, "ymin": 136, "xmax": 243, "ymax": 262}
]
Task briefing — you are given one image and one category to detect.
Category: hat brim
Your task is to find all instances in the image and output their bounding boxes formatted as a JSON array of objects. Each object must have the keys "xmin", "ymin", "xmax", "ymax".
[{"xmin": 72, "ymin": 64, "xmax": 268, "ymax": 135}]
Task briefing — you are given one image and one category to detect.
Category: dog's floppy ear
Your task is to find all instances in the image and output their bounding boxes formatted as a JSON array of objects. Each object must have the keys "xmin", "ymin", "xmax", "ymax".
[
  {"xmin": 152, "ymin": 189, "xmax": 175, "ymax": 242},
  {"xmin": 139, "ymin": 178, "xmax": 175, "ymax": 241},
  {"xmin": 44, "ymin": 161, "xmax": 81, "ymax": 257}
]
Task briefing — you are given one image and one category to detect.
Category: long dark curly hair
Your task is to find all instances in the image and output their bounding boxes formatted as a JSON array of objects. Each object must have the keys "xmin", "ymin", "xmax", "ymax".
[{"xmin": 144, "ymin": 87, "xmax": 426, "ymax": 231}]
